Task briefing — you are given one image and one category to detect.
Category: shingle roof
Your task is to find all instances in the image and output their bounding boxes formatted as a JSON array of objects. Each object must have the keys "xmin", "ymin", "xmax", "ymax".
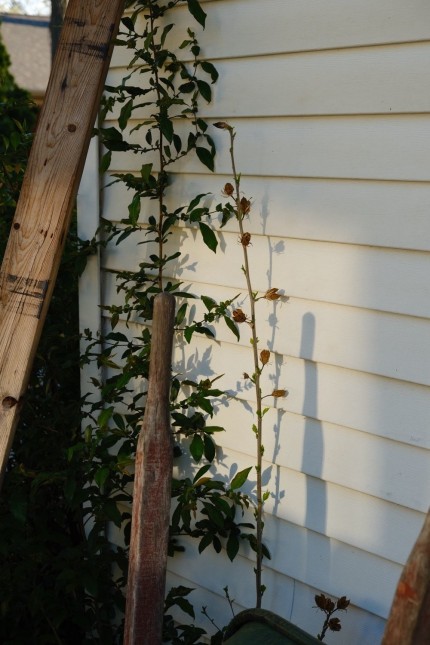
[{"xmin": 0, "ymin": 13, "xmax": 51, "ymax": 100}]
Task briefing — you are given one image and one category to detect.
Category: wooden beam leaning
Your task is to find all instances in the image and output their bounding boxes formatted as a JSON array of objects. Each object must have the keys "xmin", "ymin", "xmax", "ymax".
[{"xmin": 0, "ymin": 0, "xmax": 125, "ymax": 480}]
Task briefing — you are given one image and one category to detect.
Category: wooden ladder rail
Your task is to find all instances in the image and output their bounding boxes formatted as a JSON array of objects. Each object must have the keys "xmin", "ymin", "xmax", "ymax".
[{"xmin": 0, "ymin": 0, "xmax": 125, "ymax": 482}]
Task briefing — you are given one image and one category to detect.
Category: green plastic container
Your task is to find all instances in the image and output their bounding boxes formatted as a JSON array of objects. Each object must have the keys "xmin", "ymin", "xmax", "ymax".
[{"xmin": 223, "ymin": 609, "xmax": 321, "ymax": 645}]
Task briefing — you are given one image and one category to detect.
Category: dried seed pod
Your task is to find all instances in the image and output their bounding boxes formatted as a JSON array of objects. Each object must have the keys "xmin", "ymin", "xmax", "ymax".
[
  {"xmin": 232, "ymin": 308, "xmax": 247, "ymax": 323},
  {"xmin": 240, "ymin": 232, "xmax": 251, "ymax": 247},
  {"xmin": 264, "ymin": 287, "xmax": 281, "ymax": 301},
  {"xmin": 328, "ymin": 618, "xmax": 342, "ymax": 632},
  {"xmin": 260, "ymin": 349, "xmax": 270, "ymax": 365},
  {"xmin": 222, "ymin": 182, "xmax": 234, "ymax": 196},
  {"xmin": 315, "ymin": 594, "xmax": 328, "ymax": 611},
  {"xmin": 240, "ymin": 197, "xmax": 251, "ymax": 216},
  {"xmin": 272, "ymin": 389, "xmax": 287, "ymax": 398},
  {"xmin": 336, "ymin": 596, "xmax": 350, "ymax": 610},
  {"xmin": 214, "ymin": 121, "xmax": 231, "ymax": 129}
]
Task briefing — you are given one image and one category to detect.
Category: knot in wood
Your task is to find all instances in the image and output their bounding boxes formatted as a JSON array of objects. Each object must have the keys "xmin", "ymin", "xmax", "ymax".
[{"xmin": 2, "ymin": 396, "xmax": 18, "ymax": 410}]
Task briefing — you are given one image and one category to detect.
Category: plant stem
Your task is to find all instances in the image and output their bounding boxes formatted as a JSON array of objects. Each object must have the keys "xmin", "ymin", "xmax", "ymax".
[{"xmin": 227, "ymin": 127, "xmax": 264, "ymax": 608}]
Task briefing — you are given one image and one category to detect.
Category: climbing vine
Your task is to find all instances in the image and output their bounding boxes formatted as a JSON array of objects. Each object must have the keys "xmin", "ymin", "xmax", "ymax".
[{"xmin": 0, "ymin": 2, "xmax": 349, "ymax": 642}]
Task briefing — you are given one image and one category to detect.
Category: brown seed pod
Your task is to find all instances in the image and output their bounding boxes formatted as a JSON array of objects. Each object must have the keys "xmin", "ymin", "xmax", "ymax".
[
  {"xmin": 260, "ymin": 349, "xmax": 270, "ymax": 365},
  {"xmin": 264, "ymin": 287, "xmax": 281, "ymax": 301},
  {"xmin": 240, "ymin": 232, "xmax": 252, "ymax": 247},
  {"xmin": 232, "ymin": 308, "xmax": 247, "ymax": 323},
  {"xmin": 222, "ymin": 182, "xmax": 234, "ymax": 197},
  {"xmin": 240, "ymin": 197, "xmax": 251, "ymax": 216},
  {"xmin": 336, "ymin": 596, "xmax": 350, "ymax": 610},
  {"xmin": 272, "ymin": 389, "xmax": 287, "ymax": 398},
  {"xmin": 328, "ymin": 618, "xmax": 342, "ymax": 632},
  {"xmin": 214, "ymin": 121, "xmax": 231, "ymax": 130}
]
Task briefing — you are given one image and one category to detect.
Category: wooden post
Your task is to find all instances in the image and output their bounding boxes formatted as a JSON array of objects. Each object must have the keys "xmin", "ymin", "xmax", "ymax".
[
  {"xmin": 382, "ymin": 509, "xmax": 430, "ymax": 644},
  {"xmin": 0, "ymin": 0, "xmax": 125, "ymax": 480},
  {"xmin": 124, "ymin": 292, "xmax": 175, "ymax": 645}
]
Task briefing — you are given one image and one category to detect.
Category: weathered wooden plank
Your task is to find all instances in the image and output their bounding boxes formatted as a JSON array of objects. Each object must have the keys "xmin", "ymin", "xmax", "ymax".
[
  {"xmin": 383, "ymin": 511, "xmax": 430, "ymax": 644},
  {"xmin": 124, "ymin": 292, "xmax": 175, "ymax": 645},
  {"xmin": 0, "ymin": 0, "xmax": 125, "ymax": 478},
  {"xmin": 108, "ymin": 42, "xmax": 430, "ymax": 118}
]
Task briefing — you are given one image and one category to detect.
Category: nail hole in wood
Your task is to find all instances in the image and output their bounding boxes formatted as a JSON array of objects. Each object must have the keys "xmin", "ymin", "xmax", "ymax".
[
  {"xmin": 2, "ymin": 397, "xmax": 17, "ymax": 410},
  {"xmin": 13, "ymin": 223, "xmax": 20, "ymax": 230},
  {"xmin": 68, "ymin": 124, "xmax": 77, "ymax": 132}
]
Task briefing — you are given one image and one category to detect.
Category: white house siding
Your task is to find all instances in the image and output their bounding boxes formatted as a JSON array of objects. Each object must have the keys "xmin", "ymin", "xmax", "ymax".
[{"xmin": 79, "ymin": 1, "xmax": 430, "ymax": 643}]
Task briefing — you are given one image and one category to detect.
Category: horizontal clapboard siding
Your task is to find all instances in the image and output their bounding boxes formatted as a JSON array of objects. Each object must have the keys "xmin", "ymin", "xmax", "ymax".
[
  {"xmin": 102, "ymin": 227, "xmax": 430, "ymax": 319},
  {"xmin": 112, "ymin": 0, "xmax": 430, "ymax": 65},
  {"xmin": 103, "ymin": 174, "xmax": 430, "ymax": 252},
  {"xmin": 108, "ymin": 42, "xmax": 430, "ymax": 117},
  {"xmin": 108, "ymin": 115, "xmax": 430, "ymax": 181},
  {"xmin": 164, "ymin": 569, "xmax": 386, "ymax": 645},
  {"xmin": 78, "ymin": 0, "xmax": 430, "ymax": 642},
  {"xmin": 100, "ymin": 307, "xmax": 430, "ymax": 451}
]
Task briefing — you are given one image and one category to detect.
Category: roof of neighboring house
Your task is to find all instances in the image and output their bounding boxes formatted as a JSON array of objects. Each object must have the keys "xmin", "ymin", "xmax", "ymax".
[{"xmin": 0, "ymin": 13, "xmax": 50, "ymax": 101}]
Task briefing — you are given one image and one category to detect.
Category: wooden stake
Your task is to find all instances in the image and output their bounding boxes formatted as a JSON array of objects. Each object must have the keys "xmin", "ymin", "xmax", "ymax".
[
  {"xmin": 0, "ymin": 0, "xmax": 125, "ymax": 480},
  {"xmin": 124, "ymin": 292, "xmax": 175, "ymax": 645},
  {"xmin": 382, "ymin": 509, "xmax": 430, "ymax": 644}
]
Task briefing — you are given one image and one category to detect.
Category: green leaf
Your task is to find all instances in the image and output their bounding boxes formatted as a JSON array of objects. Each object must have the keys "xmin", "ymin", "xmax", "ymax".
[
  {"xmin": 197, "ymin": 79, "xmax": 211, "ymax": 102},
  {"xmin": 190, "ymin": 434, "xmax": 204, "ymax": 462},
  {"xmin": 100, "ymin": 150, "xmax": 112, "ymax": 173},
  {"xmin": 204, "ymin": 504, "xmax": 225, "ymax": 529},
  {"xmin": 224, "ymin": 315, "xmax": 240, "ymax": 341},
  {"xmin": 105, "ymin": 331, "xmax": 128, "ymax": 342},
  {"xmin": 98, "ymin": 406, "xmax": 114, "ymax": 428},
  {"xmin": 160, "ymin": 23, "xmax": 174, "ymax": 46},
  {"xmin": 226, "ymin": 532, "xmax": 240, "ymax": 561},
  {"xmin": 179, "ymin": 80, "xmax": 195, "ymax": 94},
  {"xmin": 200, "ymin": 60, "xmax": 219, "ymax": 83},
  {"xmin": 159, "ymin": 115, "xmax": 174, "ymax": 142},
  {"xmin": 204, "ymin": 426, "xmax": 225, "ymax": 434},
  {"xmin": 95, "ymin": 466, "xmax": 110, "ymax": 489},
  {"xmin": 175, "ymin": 302, "xmax": 188, "ymax": 326},
  {"xmin": 141, "ymin": 162, "xmax": 153, "ymax": 184},
  {"xmin": 201, "ymin": 295, "xmax": 216, "ymax": 311},
  {"xmin": 174, "ymin": 596, "xmax": 196, "ymax": 618},
  {"xmin": 187, "ymin": 0, "xmax": 207, "ymax": 27},
  {"xmin": 199, "ymin": 222, "xmax": 218, "ymax": 252},
  {"xmin": 128, "ymin": 193, "xmax": 141, "ymax": 225},
  {"xmin": 230, "ymin": 467, "xmax": 252, "ymax": 491},
  {"xmin": 198, "ymin": 532, "xmax": 213, "ymax": 554},
  {"xmin": 103, "ymin": 499, "xmax": 122, "ymax": 526},
  {"xmin": 121, "ymin": 16, "xmax": 135, "ymax": 31},
  {"xmin": 203, "ymin": 434, "xmax": 216, "ymax": 462},
  {"xmin": 196, "ymin": 146, "xmax": 215, "ymax": 171},
  {"xmin": 184, "ymin": 324, "xmax": 196, "ymax": 343},
  {"xmin": 187, "ymin": 192, "xmax": 210, "ymax": 212},
  {"xmin": 193, "ymin": 464, "xmax": 211, "ymax": 483},
  {"xmin": 196, "ymin": 396, "xmax": 214, "ymax": 415},
  {"xmin": 119, "ymin": 99, "xmax": 133, "ymax": 131}
]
